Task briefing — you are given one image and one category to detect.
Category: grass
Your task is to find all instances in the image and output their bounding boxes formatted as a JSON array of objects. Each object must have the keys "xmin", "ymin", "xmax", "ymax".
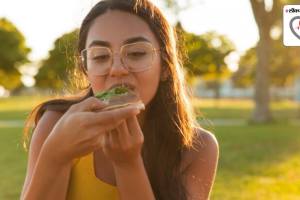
[
  {"xmin": 0, "ymin": 127, "xmax": 27, "ymax": 199},
  {"xmin": 0, "ymin": 95, "xmax": 52, "ymax": 120},
  {"xmin": 0, "ymin": 96, "xmax": 299, "ymax": 199},
  {"xmin": 193, "ymin": 98, "xmax": 299, "ymax": 121},
  {"xmin": 0, "ymin": 95, "xmax": 52, "ymax": 111},
  {"xmin": 211, "ymin": 124, "xmax": 300, "ymax": 200}
]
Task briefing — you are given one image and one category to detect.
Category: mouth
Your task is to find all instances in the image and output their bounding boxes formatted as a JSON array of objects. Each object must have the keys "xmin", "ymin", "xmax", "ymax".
[{"xmin": 109, "ymin": 82, "xmax": 135, "ymax": 91}]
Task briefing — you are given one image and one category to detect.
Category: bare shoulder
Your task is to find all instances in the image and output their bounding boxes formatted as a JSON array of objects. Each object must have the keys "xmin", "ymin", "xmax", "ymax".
[
  {"xmin": 182, "ymin": 127, "xmax": 219, "ymax": 199},
  {"xmin": 183, "ymin": 127, "xmax": 219, "ymax": 167},
  {"xmin": 194, "ymin": 127, "xmax": 219, "ymax": 154},
  {"xmin": 32, "ymin": 110, "xmax": 64, "ymax": 141},
  {"xmin": 27, "ymin": 110, "xmax": 65, "ymax": 167},
  {"xmin": 28, "ymin": 110, "xmax": 65, "ymax": 158}
]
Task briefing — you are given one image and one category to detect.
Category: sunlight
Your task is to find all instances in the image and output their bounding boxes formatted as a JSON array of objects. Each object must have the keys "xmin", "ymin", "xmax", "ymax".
[{"xmin": 0, "ymin": 0, "xmax": 258, "ymax": 62}]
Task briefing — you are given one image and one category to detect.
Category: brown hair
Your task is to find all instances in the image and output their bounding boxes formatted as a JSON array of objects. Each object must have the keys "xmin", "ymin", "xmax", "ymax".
[{"xmin": 24, "ymin": 0, "xmax": 200, "ymax": 199}]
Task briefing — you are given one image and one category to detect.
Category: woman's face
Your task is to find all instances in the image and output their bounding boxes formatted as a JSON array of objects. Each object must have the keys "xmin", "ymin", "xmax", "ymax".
[{"xmin": 85, "ymin": 10, "xmax": 161, "ymax": 107}]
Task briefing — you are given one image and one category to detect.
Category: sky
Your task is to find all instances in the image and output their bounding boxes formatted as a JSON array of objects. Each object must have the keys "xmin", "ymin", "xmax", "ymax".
[{"xmin": 0, "ymin": 0, "xmax": 259, "ymax": 86}]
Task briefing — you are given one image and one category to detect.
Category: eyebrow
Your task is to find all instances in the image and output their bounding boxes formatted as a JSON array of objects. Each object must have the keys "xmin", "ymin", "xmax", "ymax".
[{"xmin": 88, "ymin": 36, "xmax": 151, "ymax": 48}]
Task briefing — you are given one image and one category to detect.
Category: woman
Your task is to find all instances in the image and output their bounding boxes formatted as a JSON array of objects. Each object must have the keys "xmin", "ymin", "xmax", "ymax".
[{"xmin": 21, "ymin": 0, "xmax": 219, "ymax": 199}]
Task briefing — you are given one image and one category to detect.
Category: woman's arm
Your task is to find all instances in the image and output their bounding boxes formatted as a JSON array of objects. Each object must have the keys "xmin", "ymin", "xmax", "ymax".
[
  {"xmin": 21, "ymin": 111, "xmax": 71, "ymax": 200},
  {"xmin": 22, "ymin": 147, "xmax": 72, "ymax": 200},
  {"xmin": 113, "ymin": 156, "xmax": 155, "ymax": 200},
  {"xmin": 22, "ymin": 98, "xmax": 141, "ymax": 199}
]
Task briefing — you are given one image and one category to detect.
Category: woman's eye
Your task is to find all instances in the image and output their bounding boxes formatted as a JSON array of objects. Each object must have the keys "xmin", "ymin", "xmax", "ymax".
[
  {"xmin": 127, "ymin": 51, "xmax": 147, "ymax": 58},
  {"xmin": 92, "ymin": 54, "xmax": 110, "ymax": 61}
]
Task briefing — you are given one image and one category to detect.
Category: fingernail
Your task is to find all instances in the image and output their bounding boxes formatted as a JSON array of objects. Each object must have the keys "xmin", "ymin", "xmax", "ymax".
[{"xmin": 135, "ymin": 103, "xmax": 145, "ymax": 110}]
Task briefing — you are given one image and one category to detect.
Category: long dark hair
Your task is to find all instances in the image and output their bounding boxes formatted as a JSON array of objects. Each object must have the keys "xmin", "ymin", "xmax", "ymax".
[{"xmin": 24, "ymin": 0, "xmax": 200, "ymax": 199}]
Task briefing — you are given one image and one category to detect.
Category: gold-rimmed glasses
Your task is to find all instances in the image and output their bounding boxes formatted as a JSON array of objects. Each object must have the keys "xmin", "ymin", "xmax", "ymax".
[{"xmin": 80, "ymin": 42, "xmax": 160, "ymax": 76}]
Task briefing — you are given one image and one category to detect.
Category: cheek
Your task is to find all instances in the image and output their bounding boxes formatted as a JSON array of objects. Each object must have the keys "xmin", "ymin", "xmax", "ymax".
[
  {"xmin": 136, "ymin": 68, "xmax": 161, "ymax": 106},
  {"xmin": 88, "ymin": 75, "xmax": 106, "ymax": 93}
]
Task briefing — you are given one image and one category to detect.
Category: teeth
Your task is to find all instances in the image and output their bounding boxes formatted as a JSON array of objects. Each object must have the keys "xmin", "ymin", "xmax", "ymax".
[{"xmin": 111, "ymin": 83, "xmax": 134, "ymax": 90}]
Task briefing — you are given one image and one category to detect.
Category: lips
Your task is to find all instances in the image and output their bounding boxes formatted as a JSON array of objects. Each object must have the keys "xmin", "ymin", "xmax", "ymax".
[{"xmin": 109, "ymin": 82, "xmax": 135, "ymax": 91}]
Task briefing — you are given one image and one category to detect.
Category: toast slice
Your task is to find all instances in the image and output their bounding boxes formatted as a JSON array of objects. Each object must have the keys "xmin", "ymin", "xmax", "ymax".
[{"xmin": 95, "ymin": 85, "xmax": 145, "ymax": 111}]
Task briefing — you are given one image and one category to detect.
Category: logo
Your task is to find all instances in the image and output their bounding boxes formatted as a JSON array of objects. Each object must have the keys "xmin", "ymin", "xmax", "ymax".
[{"xmin": 283, "ymin": 5, "xmax": 300, "ymax": 46}]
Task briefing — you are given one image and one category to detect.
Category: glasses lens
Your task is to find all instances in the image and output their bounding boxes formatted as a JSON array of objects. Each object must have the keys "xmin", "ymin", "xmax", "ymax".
[
  {"xmin": 84, "ymin": 47, "xmax": 111, "ymax": 75},
  {"xmin": 122, "ymin": 42, "xmax": 154, "ymax": 72}
]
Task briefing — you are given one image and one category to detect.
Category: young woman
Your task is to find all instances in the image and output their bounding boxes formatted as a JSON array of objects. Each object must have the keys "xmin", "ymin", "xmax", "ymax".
[{"xmin": 21, "ymin": 0, "xmax": 219, "ymax": 199}]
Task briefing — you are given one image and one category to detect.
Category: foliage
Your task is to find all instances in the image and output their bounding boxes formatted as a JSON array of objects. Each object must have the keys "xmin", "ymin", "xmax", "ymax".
[
  {"xmin": 176, "ymin": 23, "xmax": 235, "ymax": 89},
  {"xmin": 35, "ymin": 29, "xmax": 79, "ymax": 91},
  {"xmin": 0, "ymin": 18, "xmax": 31, "ymax": 90},
  {"xmin": 233, "ymin": 40, "xmax": 300, "ymax": 88}
]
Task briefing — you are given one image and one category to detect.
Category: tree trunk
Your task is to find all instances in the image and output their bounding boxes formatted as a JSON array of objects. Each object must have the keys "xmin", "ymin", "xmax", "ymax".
[
  {"xmin": 214, "ymin": 63, "xmax": 221, "ymax": 99},
  {"xmin": 252, "ymin": 35, "xmax": 272, "ymax": 122},
  {"xmin": 249, "ymin": 0, "xmax": 273, "ymax": 123},
  {"xmin": 214, "ymin": 80, "xmax": 221, "ymax": 99}
]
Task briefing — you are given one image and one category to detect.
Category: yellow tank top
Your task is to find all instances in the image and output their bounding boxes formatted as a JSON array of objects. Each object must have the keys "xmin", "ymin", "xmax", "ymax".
[{"xmin": 66, "ymin": 153, "xmax": 119, "ymax": 200}]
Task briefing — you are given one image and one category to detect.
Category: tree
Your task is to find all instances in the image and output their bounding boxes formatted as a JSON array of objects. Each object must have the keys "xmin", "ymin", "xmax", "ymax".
[
  {"xmin": 233, "ymin": 39, "xmax": 300, "ymax": 88},
  {"xmin": 0, "ymin": 18, "xmax": 31, "ymax": 91},
  {"xmin": 249, "ymin": 0, "xmax": 300, "ymax": 123},
  {"xmin": 162, "ymin": 0, "xmax": 201, "ymax": 21},
  {"xmin": 35, "ymin": 29, "xmax": 79, "ymax": 92},
  {"xmin": 176, "ymin": 23, "xmax": 235, "ymax": 98},
  {"xmin": 232, "ymin": 48, "xmax": 256, "ymax": 88}
]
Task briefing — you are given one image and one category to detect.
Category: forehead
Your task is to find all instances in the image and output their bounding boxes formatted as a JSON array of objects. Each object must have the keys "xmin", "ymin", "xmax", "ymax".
[{"xmin": 86, "ymin": 10, "xmax": 159, "ymax": 48}]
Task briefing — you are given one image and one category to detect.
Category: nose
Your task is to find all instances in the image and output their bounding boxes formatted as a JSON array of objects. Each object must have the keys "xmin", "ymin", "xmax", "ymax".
[{"xmin": 108, "ymin": 53, "xmax": 129, "ymax": 77}]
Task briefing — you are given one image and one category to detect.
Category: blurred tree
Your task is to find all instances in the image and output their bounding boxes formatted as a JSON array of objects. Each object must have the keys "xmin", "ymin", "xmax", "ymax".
[
  {"xmin": 162, "ymin": 0, "xmax": 201, "ymax": 21},
  {"xmin": 232, "ymin": 48, "xmax": 256, "ymax": 88},
  {"xmin": 176, "ymin": 23, "xmax": 235, "ymax": 98},
  {"xmin": 0, "ymin": 18, "xmax": 31, "ymax": 91},
  {"xmin": 233, "ymin": 39, "xmax": 300, "ymax": 88},
  {"xmin": 163, "ymin": 0, "xmax": 234, "ymax": 99},
  {"xmin": 35, "ymin": 29, "xmax": 79, "ymax": 91},
  {"xmin": 249, "ymin": 0, "xmax": 300, "ymax": 123}
]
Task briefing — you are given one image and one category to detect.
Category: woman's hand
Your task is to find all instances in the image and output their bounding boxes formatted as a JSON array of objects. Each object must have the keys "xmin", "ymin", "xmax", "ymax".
[
  {"xmin": 101, "ymin": 115, "xmax": 144, "ymax": 168},
  {"xmin": 41, "ymin": 97, "xmax": 141, "ymax": 166}
]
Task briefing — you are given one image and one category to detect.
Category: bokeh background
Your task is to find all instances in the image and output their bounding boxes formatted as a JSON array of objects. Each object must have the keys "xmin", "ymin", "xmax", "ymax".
[{"xmin": 0, "ymin": 0, "xmax": 300, "ymax": 199}]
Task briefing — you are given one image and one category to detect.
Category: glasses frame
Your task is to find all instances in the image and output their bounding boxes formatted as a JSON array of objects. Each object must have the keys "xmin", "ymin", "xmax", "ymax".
[{"xmin": 80, "ymin": 41, "xmax": 160, "ymax": 76}]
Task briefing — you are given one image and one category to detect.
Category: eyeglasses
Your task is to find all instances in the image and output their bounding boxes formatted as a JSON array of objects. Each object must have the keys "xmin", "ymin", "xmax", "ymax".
[{"xmin": 80, "ymin": 42, "xmax": 160, "ymax": 76}]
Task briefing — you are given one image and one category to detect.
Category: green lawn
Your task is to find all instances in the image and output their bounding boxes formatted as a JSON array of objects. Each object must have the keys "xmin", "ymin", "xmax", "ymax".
[
  {"xmin": 193, "ymin": 98, "xmax": 299, "ymax": 120},
  {"xmin": 211, "ymin": 124, "xmax": 300, "ymax": 200},
  {"xmin": 0, "ymin": 96, "xmax": 299, "ymax": 199},
  {"xmin": 0, "ymin": 127, "xmax": 27, "ymax": 199}
]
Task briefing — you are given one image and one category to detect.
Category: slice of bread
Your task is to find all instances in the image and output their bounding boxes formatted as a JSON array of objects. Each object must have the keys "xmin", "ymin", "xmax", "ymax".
[{"xmin": 95, "ymin": 86, "xmax": 145, "ymax": 111}]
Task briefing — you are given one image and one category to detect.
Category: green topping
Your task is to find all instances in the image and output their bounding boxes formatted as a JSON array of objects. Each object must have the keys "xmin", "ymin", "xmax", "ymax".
[{"xmin": 95, "ymin": 86, "xmax": 129, "ymax": 101}]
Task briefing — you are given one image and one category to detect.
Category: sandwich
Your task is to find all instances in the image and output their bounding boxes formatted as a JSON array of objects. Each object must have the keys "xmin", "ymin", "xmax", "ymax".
[{"xmin": 94, "ymin": 85, "xmax": 145, "ymax": 111}]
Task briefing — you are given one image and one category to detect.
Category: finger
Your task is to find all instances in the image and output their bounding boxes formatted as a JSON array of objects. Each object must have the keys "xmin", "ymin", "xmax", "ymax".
[
  {"xmin": 101, "ymin": 131, "xmax": 110, "ymax": 150},
  {"xmin": 76, "ymin": 112, "xmax": 123, "ymax": 133},
  {"xmin": 68, "ymin": 97, "xmax": 108, "ymax": 113},
  {"xmin": 116, "ymin": 120, "xmax": 131, "ymax": 144},
  {"xmin": 91, "ymin": 134, "xmax": 104, "ymax": 150},
  {"xmin": 117, "ymin": 120, "xmax": 130, "ymax": 136},
  {"xmin": 126, "ymin": 116, "xmax": 144, "ymax": 140},
  {"xmin": 89, "ymin": 126, "xmax": 106, "ymax": 139},
  {"xmin": 117, "ymin": 120, "xmax": 131, "ymax": 150},
  {"xmin": 88, "ymin": 104, "xmax": 141, "ymax": 126},
  {"xmin": 110, "ymin": 129, "xmax": 120, "ymax": 148}
]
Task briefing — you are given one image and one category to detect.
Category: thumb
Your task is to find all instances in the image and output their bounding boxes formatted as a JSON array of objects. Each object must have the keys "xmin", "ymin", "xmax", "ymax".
[{"xmin": 89, "ymin": 98, "xmax": 109, "ymax": 112}]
